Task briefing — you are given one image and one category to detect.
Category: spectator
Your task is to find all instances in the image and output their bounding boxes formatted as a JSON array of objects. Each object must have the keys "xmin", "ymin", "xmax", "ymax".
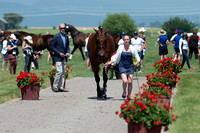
[
  {"xmin": 22, "ymin": 36, "xmax": 33, "ymax": 73},
  {"xmin": 157, "ymin": 29, "xmax": 169, "ymax": 60},
  {"xmin": 139, "ymin": 27, "xmax": 147, "ymax": 67},
  {"xmin": 118, "ymin": 32, "xmax": 126, "ymax": 45},
  {"xmin": 51, "ymin": 23, "xmax": 70, "ymax": 92},
  {"xmin": 172, "ymin": 30, "xmax": 182, "ymax": 60},
  {"xmin": 188, "ymin": 30, "xmax": 199, "ymax": 59},
  {"xmin": 170, "ymin": 29, "xmax": 178, "ymax": 59},
  {"xmin": 1, "ymin": 35, "xmax": 9, "ymax": 71},
  {"xmin": 7, "ymin": 34, "xmax": 18, "ymax": 74},
  {"xmin": 84, "ymin": 33, "xmax": 91, "ymax": 68},
  {"xmin": 104, "ymin": 35, "xmax": 140, "ymax": 98},
  {"xmin": 131, "ymin": 31, "xmax": 146, "ymax": 73},
  {"xmin": 0, "ymin": 34, "xmax": 3, "ymax": 58},
  {"xmin": 179, "ymin": 32, "xmax": 194, "ymax": 70}
]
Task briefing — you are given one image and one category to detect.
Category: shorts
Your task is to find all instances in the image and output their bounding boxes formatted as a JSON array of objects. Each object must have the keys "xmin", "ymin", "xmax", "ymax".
[
  {"xmin": 140, "ymin": 51, "xmax": 144, "ymax": 60},
  {"xmin": 159, "ymin": 45, "xmax": 168, "ymax": 56},
  {"xmin": 3, "ymin": 52, "xmax": 8, "ymax": 58},
  {"xmin": 85, "ymin": 52, "xmax": 89, "ymax": 57},
  {"xmin": 174, "ymin": 47, "xmax": 180, "ymax": 53}
]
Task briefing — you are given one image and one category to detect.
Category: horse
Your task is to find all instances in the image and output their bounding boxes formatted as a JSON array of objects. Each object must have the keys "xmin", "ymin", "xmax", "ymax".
[
  {"xmin": 65, "ymin": 24, "xmax": 89, "ymax": 60},
  {"xmin": 87, "ymin": 28, "xmax": 115, "ymax": 99}
]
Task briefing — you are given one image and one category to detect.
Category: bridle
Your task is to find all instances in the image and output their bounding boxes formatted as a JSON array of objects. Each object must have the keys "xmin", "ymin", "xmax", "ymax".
[{"xmin": 96, "ymin": 34, "xmax": 107, "ymax": 50}]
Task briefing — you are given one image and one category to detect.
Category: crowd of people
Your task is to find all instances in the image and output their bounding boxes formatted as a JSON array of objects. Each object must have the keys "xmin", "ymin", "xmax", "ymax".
[
  {"xmin": 157, "ymin": 29, "xmax": 199, "ymax": 70},
  {"xmin": 0, "ymin": 32, "xmax": 44, "ymax": 74}
]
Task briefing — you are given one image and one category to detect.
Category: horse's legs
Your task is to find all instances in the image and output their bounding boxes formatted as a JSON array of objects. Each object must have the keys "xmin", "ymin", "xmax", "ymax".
[
  {"xmin": 102, "ymin": 68, "xmax": 108, "ymax": 99},
  {"xmin": 78, "ymin": 47, "xmax": 85, "ymax": 60},
  {"xmin": 94, "ymin": 72, "xmax": 102, "ymax": 98}
]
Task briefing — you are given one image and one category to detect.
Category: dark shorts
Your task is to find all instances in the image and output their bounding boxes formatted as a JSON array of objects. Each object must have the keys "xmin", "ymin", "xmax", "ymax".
[
  {"xmin": 174, "ymin": 47, "xmax": 180, "ymax": 53},
  {"xmin": 159, "ymin": 45, "xmax": 168, "ymax": 56},
  {"xmin": 3, "ymin": 52, "xmax": 8, "ymax": 58}
]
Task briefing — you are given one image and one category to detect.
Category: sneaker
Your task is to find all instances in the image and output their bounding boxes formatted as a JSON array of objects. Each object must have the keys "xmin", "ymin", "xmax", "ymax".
[{"xmin": 190, "ymin": 68, "xmax": 194, "ymax": 70}]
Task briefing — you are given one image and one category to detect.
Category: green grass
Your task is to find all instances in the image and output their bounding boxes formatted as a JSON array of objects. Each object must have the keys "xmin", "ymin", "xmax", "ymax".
[{"xmin": 1, "ymin": 28, "xmax": 200, "ymax": 132}]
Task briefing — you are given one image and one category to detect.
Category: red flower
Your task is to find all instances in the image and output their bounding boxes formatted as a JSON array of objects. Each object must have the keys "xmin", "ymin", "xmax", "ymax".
[{"xmin": 126, "ymin": 118, "xmax": 130, "ymax": 123}]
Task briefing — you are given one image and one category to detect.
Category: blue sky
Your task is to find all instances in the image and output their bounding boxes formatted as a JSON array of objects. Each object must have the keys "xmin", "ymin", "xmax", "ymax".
[{"xmin": 0, "ymin": 0, "xmax": 200, "ymax": 27}]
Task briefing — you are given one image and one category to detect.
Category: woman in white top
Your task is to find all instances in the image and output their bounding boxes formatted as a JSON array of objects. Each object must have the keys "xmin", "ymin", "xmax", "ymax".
[
  {"xmin": 105, "ymin": 35, "xmax": 140, "ymax": 98},
  {"xmin": 179, "ymin": 32, "xmax": 194, "ymax": 70},
  {"xmin": 22, "ymin": 36, "xmax": 33, "ymax": 73},
  {"xmin": 1, "ymin": 35, "xmax": 9, "ymax": 71},
  {"xmin": 131, "ymin": 32, "xmax": 146, "ymax": 73}
]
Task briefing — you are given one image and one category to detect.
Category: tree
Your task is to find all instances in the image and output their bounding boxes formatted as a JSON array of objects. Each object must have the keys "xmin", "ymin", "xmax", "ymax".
[
  {"xmin": 101, "ymin": 13, "xmax": 137, "ymax": 35},
  {"xmin": 3, "ymin": 13, "xmax": 23, "ymax": 29},
  {"xmin": 161, "ymin": 17, "xmax": 196, "ymax": 39}
]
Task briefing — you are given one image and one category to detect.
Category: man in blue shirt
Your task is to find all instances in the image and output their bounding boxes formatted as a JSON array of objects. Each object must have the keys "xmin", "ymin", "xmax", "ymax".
[
  {"xmin": 172, "ymin": 30, "xmax": 182, "ymax": 60},
  {"xmin": 157, "ymin": 29, "xmax": 169, "ymax": 60}
]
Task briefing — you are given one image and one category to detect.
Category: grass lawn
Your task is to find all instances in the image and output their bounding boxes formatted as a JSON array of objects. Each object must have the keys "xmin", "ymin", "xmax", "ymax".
[{"xmin": 0, "ymin": 28, "xmax": 200, "ymax": 133}]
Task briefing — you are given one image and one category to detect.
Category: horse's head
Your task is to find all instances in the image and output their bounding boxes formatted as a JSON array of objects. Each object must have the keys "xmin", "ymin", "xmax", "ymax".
[
  {"xmin": 65, "ymin": 23, "xmax": 71, "ymax": 34},
  {"xmin": 94, "ymin": 28, "xmax": 110, "ymax": 58}
]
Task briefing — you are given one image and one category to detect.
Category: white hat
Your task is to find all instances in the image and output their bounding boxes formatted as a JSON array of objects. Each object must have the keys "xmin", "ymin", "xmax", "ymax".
[
  {"xmin": 158, "ymin": 29, "xmax": 167, "ymax": 35},
  {"xmin": 139, "ymin": 27, "xmax": 146, "ymax": 32},
  {"xmin": 10, "ymin": 34, "xmax": 17, "ymax": 40},
  {"xmin": 24, "ymin": 35, "xmax": 33, "ymax": 44}
]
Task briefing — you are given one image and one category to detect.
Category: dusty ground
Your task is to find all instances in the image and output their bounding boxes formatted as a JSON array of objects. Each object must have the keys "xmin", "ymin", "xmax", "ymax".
[{"xmin": 0, "ymin": 77, "xmax": 173, "ymax": 133}]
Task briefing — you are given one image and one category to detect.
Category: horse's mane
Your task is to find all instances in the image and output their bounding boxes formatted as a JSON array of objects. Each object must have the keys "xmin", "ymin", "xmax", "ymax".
[{"xmin": 67, "ymin": 24, "xmax": 84, "ymax": 37}]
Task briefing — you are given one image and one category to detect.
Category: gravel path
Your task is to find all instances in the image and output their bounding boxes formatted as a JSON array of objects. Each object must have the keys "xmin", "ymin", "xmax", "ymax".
[{"xmin": 0, "ymin": 77, "xmax": 172, "ymax": 133}]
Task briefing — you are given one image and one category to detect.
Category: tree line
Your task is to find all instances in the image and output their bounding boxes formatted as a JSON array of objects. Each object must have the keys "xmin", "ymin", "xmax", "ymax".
[{"xmin": 2, "ymin": 13, "xmax": 197, "ymax": 38}]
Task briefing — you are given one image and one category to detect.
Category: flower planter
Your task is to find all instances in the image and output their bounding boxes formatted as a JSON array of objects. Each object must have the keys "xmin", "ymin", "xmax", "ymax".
[
  {"xmin": 21, "ymin": 84, "xmax": 40, "ymax": 100},
  {"xmin": 147, "ymin": 125, "xmax": 162, "ymax": 133},
  {"xmin": 128, "ymin": 123, "xmax": 147, "ymax": 133},
  {"xmin": 155, "ymin": 96, "xmax": 171, "ymax": 111},
  {"xmin": 128, "ymin": 123, "xmax": 162, "ymax": 133},
  {"xmin": 50, "ymin": 77, "xmax": 66, "ymax": 89}
]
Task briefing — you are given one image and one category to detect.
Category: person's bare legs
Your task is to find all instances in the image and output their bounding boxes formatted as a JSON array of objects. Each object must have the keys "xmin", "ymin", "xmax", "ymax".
[
  {"xmin": 160, "ymin": 55, "xmax": 164, "ymax": 61},
  {"xmin": 2, "ymin": 60, "xmax": 5, "ymax": 70},
  {"xmin": 127, "ymin": 74, "xmax": 133, "ymax": 96},
  {"xmin": 86, "ymin": 57, "xmax": 90, "ymax": 69},
  {"xmin": 164, "ymin": 55, "xmax": 167, "ymax": 59},
  {"xmin": 121, "ymin": 73, "xmax": 128, "ymax": 97}
]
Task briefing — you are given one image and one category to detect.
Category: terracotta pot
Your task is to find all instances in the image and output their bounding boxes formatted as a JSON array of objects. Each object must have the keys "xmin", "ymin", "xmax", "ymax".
[
  {"xmin": 155, "ymin": 96, "xmax": 171, "ymax": 111},
  {"xmin": 147, "ymin": 125, "xmax": 162, "ymax": 133},
  {"xmin": 128, "ymin": 123, "xmax": 147, "ymax": 133},
  {"xmin": 21, "ymin": 84, "xmax": 40, "ymax": 100},
  {"xmin": 50, "ymin": 77, "xmax": 66, "ymax": 89}
]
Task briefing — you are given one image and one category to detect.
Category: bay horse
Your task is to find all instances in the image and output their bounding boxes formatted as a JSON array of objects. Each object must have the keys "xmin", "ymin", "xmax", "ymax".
[
  {"xmin": 65, "ymin": 24, "xmax": 89, "ymax": 60},
  {"xmin": 87, "ymin": 28, "xmax": 115, "ymax": 99}
]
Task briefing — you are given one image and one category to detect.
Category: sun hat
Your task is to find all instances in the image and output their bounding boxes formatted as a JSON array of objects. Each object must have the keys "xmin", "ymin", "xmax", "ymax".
[
  {"xmin": 158, "ymin": 29, "xmax": 166, "ymax": 35},
  {"xmin": 138, "ymin": 27, "xmax": 146, "ymax": 32},
  {"xmin": 121, "ymin": 32, "xmax": 126, "ymax": 35},
  {"xmin": 10, "ymin": 34, "xmax": 17, "ymax": 40},
  {"xmin": 24, "ymin": 35, "xmax": 33, "ymax": 44}
]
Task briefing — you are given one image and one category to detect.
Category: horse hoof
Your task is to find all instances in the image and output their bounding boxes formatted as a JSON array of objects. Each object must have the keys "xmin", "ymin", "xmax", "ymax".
[{"xmin": 102, "ymin": 94, "xmax": 107, "ymax": 100}]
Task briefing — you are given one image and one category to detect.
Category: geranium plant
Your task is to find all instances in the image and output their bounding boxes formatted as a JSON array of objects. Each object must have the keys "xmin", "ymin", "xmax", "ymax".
[
  {"xmin": 153, "ymin": 57, "xmax": 182, "ymax": 73},
  {"xmin": 146, "ymin": 71, "xmax": 180, "ymax": 87},
  {"xmin": 140, "ymin": 83, "xmax": 172, "ymax": 97},
  {"xmin": 48, "ymin": 64, "xmax": 72, "ymax": 79},
  {"xmin": 16, "ymin": 71, "xmax": 45, "ymax": 89},
  {"xmin": 116, "ymin": 94, "xmax": 179, "ymax": 130}
]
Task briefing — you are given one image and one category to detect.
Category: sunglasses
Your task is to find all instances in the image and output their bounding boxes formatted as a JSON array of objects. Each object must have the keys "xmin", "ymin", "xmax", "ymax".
[{"xmin": 60, "ymin": 27, "xmax": 65, "ymax": 30}]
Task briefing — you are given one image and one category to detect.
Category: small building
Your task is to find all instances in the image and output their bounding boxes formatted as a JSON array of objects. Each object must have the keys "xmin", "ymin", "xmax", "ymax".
[{"xmin": 0, "ymin": 18, "xmax": 8, "ymax": 30}]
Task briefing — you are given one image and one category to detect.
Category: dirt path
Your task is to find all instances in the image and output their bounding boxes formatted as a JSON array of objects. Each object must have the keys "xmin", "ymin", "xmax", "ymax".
[{"xmin": 0, "ymin": 77, "xmax": 171, "ymax": 133}]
